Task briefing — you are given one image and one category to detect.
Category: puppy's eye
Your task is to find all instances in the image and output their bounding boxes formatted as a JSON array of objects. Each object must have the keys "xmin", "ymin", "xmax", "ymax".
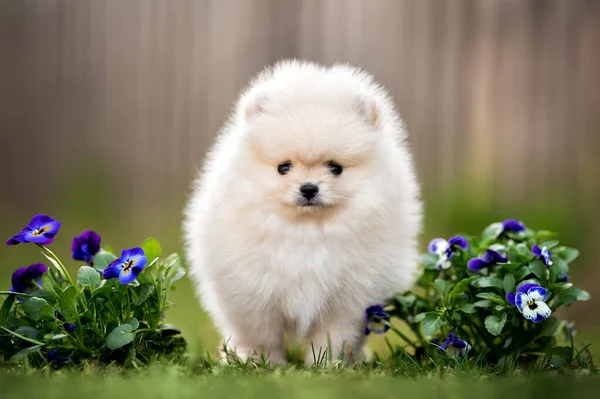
[
  {"xmin": 327, "ymin": 161, "xmax": 343, "ymax": 176},
  {"xmin": 277, "ymin": 162, "xmax": 292, "ymax": 175}
]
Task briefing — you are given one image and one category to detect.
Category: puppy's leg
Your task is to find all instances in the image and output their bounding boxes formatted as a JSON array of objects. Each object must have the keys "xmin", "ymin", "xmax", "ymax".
[
  {"xmin": 220, "ymin": 312, "xmax": 287, "ymax": 366},
  {"xmin": 305, "ymin": 313, "xmax": 366, "ymax": 366}
]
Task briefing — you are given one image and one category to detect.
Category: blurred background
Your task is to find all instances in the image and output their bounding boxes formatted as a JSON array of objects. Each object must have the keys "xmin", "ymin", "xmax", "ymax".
[{"xmin": 1, "ymin": 0, "xmax": 599, "ymax": 358}]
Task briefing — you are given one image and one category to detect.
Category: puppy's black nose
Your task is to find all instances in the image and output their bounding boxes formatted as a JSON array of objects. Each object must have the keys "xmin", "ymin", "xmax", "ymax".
[{"xmin": 299, "ymin": 183, "xmax": 319, "ymax": 200}]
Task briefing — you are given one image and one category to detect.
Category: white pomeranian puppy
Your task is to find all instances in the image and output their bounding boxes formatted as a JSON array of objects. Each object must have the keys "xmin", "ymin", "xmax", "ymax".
[{"xmin": 184, "ymin": 60, "xmax": 422, "ymax": 365}]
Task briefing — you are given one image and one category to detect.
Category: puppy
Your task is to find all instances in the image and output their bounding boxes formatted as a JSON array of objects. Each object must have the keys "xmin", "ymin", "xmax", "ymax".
[{"xmin": 184, "ymin": 60, "xmax": 422, "ymax": 365}]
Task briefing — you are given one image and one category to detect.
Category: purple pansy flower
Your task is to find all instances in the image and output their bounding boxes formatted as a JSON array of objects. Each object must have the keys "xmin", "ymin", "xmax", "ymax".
[
  {"xmin": 71, "ymin": 230, "xmax": 101, "ymax": 263},
  {"xmin": 532, "ymin": 244, "xmax": 553, "ymax": 266},
  {"xmin": 557, "ymin": 273, "xmax": 568, "ymax": 283},
  {"xmin": 502, "ymin": 219, "xmax": 526, "ymax": 233},
  {"xmin": 506, "ymin": 283, "xmax": 551, "ymax": 323},
  {"xmin": 6, "ymin": 214, "xmax": 62, "ymax": 246},
  {"xmin": 467, "ymin": 247, "xmax": 508, "ymax": 272},
  {"xmin": 64, "ymin": 323, "xmax": 76, "ymax": 332},
  {"xmin": 428, "ymin": 236, "xmax": 468, "ymax": 270},
  {"xmin": 103, "ymin": 247, "xmax": 147, "ymax": 285},
  {"xmin": 440, "ymin": 333, "xmax": 470, "ymax": 357},
  {"xmin": 364, "ymin": 304, "xmax": 390, "ymax": 335},
  {"xmin": 10, "ymin": 263, "xmax": 48, "ymax": 294}
]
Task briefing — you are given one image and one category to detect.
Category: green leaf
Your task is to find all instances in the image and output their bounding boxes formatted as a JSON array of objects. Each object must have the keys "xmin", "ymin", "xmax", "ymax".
[
  {"xmin": 124, "ymin": 317, "xmax": 139, "ymax": 330},
  {"xmin": 9, "ymin": 345, "xmax": 43, "ymax": 361},
  {"xmin": 0, "ymin": 294, "xmax": 16, "ymax": 326},
  {"xmin": 540, "ymin": 316, "xmax": 559, "ymax": 337},
  {"xmin": 106, "ymin": 324, "xmax": 136, "ymax": 350},
  {"xmin": 168, "ymin": 269, "xmax": 186, "ymax": 286},
  {"xmin": 476, "ymin": 292, "xmax": 506, "ymax": 305},
  {"xmin": 413, "ymin": 313, "xmax": 427, "ymax": 323},
  {"xmin": 503, "ymin": 274, "xmax": 516, "ymax": 293},
  {"xmin": 421, "ymin": 253, "xmax": 439, "ymax": 269},
  {"xmin": 41, "ymin": 273, "xmax": 59, "ymax": 299},
  {"xmin": 568, "ymin": 288, "xmax": 591, "ymax": 301},
  {"xmin": 15, "ymin": 326, "xmax": 39, "ymax": 340},
  {"xmin": 77, "ymin": 266, "xmax": 101, "ymax": 287},
  {"xmin": 471, "ymin": 276, "xmax": 504, "ymax": 289},
  {"xmin": 23, "ymin": 297, "xmax": 51, "ymax": 321},
  {"xmin": 394, "ymin": 293, "xmax": 416, "ymax": 308},
  {"xmin": 40, "ymin": 251, "xmax": 66, "ymax": 280},
  {"xmin": 59, "ymin": 286, "xmax": 77, "ymax": 319},
  {"xmin": 549, "ymin": 346, "xmax": 574, "ymax": 368},
  {"xmin": 515, "ymin": 243, "xmax": 530, "ymax": 255},
  {"xmin": 93, "ymin": 250, "xmax": 118, "ymax": 272},
  {"xmin": 514, "ymin": 267, "xmax": 532, "ymax": 281},
  {"xmin": 158, "ymin": 324, "xmax": 181, "ymax": 336},
  {"xmin": 449, "ymin": 276, "xmax": 479, "ymax": 297},
  {"xmin": 434, "ymin": 279, "xmax": 447, "ymax": 295},
  {"xmin": 499, "ymin": 263, "xmax": 523, "ymax": 273},
  {"xmin": 495, "ymin": 305, "xmax": 505, "ymax": 311},
  {"xmin": 541, "ymin": 240, "xmax": 559, "ymax": 249},
  {"xmin": 549, "ymin": 282, "xmax": 573, "ymax": 291},
  {"xmin": 473, "ymin": 299, "xmax": 492, "ymax": 308},
  {"xmin": 458, "ymin": 303, "xmax": 477, "ymax": 314},
  {"xmin": 421, "ymin": 314, "xmax": 446, "ymax": 336},
  {"xmin": 552, "ymin": 257, "xmax": 569, "ymax": 274},
  {"xmin": 484, "ymin": 313, "xmax": 507, "ymax": 336},
  {"xmin": 141, "ymin": 237, "xmax": 162, "ymax": 265},
  {"xmin": 529, "ymin": 260, "xmax": 548, "ymax": 281},
  {"xmin": 133, "ymin": 284, "xmax": 154, "ymax": 306},
  {"xmin": 481, "ymin": 222, "xmax": 503, "ymax": 241},
  {"xmin": 554, "ymin": 246, "xmax": 580, "ymax": 263}
]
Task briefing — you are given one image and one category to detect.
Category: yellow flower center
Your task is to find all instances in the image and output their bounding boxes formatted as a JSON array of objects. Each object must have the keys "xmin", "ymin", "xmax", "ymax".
[
  {"xmin": 123, "ymin": 260, "xmax": 135, "ymax": 272},
  {"xmin": 528, "ymin": 300, "xmax": 538, "ymax": 310},
  {"xmin": 32, "ymin": 226, "xmax": 48, "ymax": 236}
]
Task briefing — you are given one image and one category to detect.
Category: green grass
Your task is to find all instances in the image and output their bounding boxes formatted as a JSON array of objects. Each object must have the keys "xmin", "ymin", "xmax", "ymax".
[{"xmin": 1, "ymin": 363, "xmax": 600, "ymax": 399}]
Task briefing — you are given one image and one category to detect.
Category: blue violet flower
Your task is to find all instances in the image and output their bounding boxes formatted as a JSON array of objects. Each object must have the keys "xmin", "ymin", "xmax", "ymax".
[
  {"xmin": 71, "ymin": 230, "xmax": 101, "ymax": 263},
  {"xmin": 428, "ymin": 236, "xmax": 468, "ymax": 270},
  {"xmin": 103, "ymin": 247, "xmax": 147, "ymax": 285},
  {"xmin": 532, "ymin": 244, "xmax": 553, "ymax": 266},
  {"xmin": 502, "ymin": 219, "xmax": 526, "ymax": 233},
  {"xmin": 10, "ymin": 263, "xmax": 48, "ymax": 294},
  {"xmin": 365, "ymin": 304, "xmax": 390, "ymax": 335},
  {"xmin": 6, "ymin": 214, "xmax": 62, "ymax": 246},
  {"xmin": 440, "ymin": 333, "xmax": 470, "ymax": 357},
  {"xmin": 64, "ymin": 323, "xmax": 76, "ymax": 332},
  {"xmin": 467, "ymin": 246, "xmax": 508, "ymax": 272},
  {"xmin": 506, "ymin": 283, "xmax": 551, "ymax": 323}
]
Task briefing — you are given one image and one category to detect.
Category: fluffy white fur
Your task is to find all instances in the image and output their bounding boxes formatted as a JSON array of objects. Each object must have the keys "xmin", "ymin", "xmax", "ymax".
[{"xmin": 184, "ymin": 60, "xmax": 422, "ymax": 365}]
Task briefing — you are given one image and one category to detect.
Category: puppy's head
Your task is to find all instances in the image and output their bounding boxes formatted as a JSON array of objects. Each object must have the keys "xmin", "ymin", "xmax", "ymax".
[{"xmin": 235, "ymin": 63, "xmax": 390, "ymax": 221}]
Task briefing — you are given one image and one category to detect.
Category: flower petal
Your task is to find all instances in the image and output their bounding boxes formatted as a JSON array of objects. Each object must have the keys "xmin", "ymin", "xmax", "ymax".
[
  {"xmin": 26, "ymin": 263, "xmax": 48, "ymax": 279},
  {"xmin": 506, "ymin": 292, "xmax": 516, "ymax": 306},
  {"xmin": 121, "ymin": 247, "xmax": 145, "ymax": 260},
  {"xmin": 448, "ymin": 236, "xmax": 468, "ymax": 250},
  {"xmin": 502, "ymin": 219, "xmax": 526, "ymax": 233},
  {"xmin": 6, "ymin": 232, "xmax": 28, "ymax": 246},
  {"xmin": 532, "ymin": 244, "xmax": 542, "ymax": 256},
  {"xmin": 11, "ymin": 267, "xmax": 30, "ymax": 293},
  {"xmin": 102, "ymin": 261, "xmax": 123, "ymax": 279},
  {"xmin": 531, "ymin": 302, "xmax": 552, "ymax": 323},
  {"xmin": 482, "ymin": 249, "xmax": 507, "ymax": 264},
  {"xmin": 515, "ymin": 292, "xmax": 527, "ymax": 312},
  {"xmin": 118, "ymin": 268, "xmax": 138, "ymax": 285},
  {"xmin": 428, "ymin": 238, "xmax": 448, "ymax": 255},
  {"xmin": 467, "ymin": 258, "xmax": 487, "ymax": 272},
  {"xmin": 527, "ymin": 286, "xmax": 548, "ymax": 302},
  {"xmin": 517, "ymin": 283, "xmax": 540, "ymax": 293},
  {"xmin": 522, "ymin": 305, "xmax": 536, "ymax": 321},
  {"xmin": 557, "ymin": 273, "xmax": 569, "ymax": 282}
]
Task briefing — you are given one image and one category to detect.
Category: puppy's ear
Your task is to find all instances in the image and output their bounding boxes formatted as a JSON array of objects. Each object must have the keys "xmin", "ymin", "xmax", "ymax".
[
  {"xmin": 355, "ymin": 95, "xmax": 381, "ymax": 129},
  {"xmin": 241, "ymin": 91, "xmax": 268, "ymax": 120}
]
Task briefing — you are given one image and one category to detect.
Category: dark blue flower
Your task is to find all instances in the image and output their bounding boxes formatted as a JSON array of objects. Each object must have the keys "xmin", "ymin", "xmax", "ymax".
[
  {"xmin": 10, "ymin": 263, "xmax": 48, "ymax": 294},
  {"xmin": 6, "ymin": 214, "xmax": 62, "ymax": 246},
  {"xmin": 502, "ymin": 219, "xmax": 526, "ymax": 233},
  {"xmin": 364, "ymin": 304, "xmax": 390, "ymax": 335},
  {"xmin": 467, "ymin": 248, "xmax": 508, "ymax": 272},
  {"xmin": 506, "ymin": 283, "xmax": 551, "ymax": 323},
  {"xmin": 428, "ymin": 236, "xmax": 468, "ymax": 270},
  {"xmin": 557, "ymin": 273, "xmax": 569, "ymax": 283},
  {"xmin": 440, "ymin": 333, "xmax": 470, "ymax": 357},
  {"xmin": 532, "ymin": 244, "xmax": 553, "ymax": 267},
  {"xmin": 47, "ymin": 349, "xmax": 71, "ymax": 367},
  {"xmin": 103, "ymin": 247, "xmax": 147, "ymax": 284},
  {"xmin": 71, "ymin": 230, "xmax": 101, "ymax": 263},
  {"xmin": 64, "ymin": 323, "xmax": 76, "ymax": 332}
]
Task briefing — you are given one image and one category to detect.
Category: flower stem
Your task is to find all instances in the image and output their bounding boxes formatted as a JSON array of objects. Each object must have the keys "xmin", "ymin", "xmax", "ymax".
[
  {"xmin": 38, "ymin": 244, "xmax": 74, "ymax": 286},
  {"xmin": 389, "ymin": 326, "xmax": 419, "ymax": 351}
]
